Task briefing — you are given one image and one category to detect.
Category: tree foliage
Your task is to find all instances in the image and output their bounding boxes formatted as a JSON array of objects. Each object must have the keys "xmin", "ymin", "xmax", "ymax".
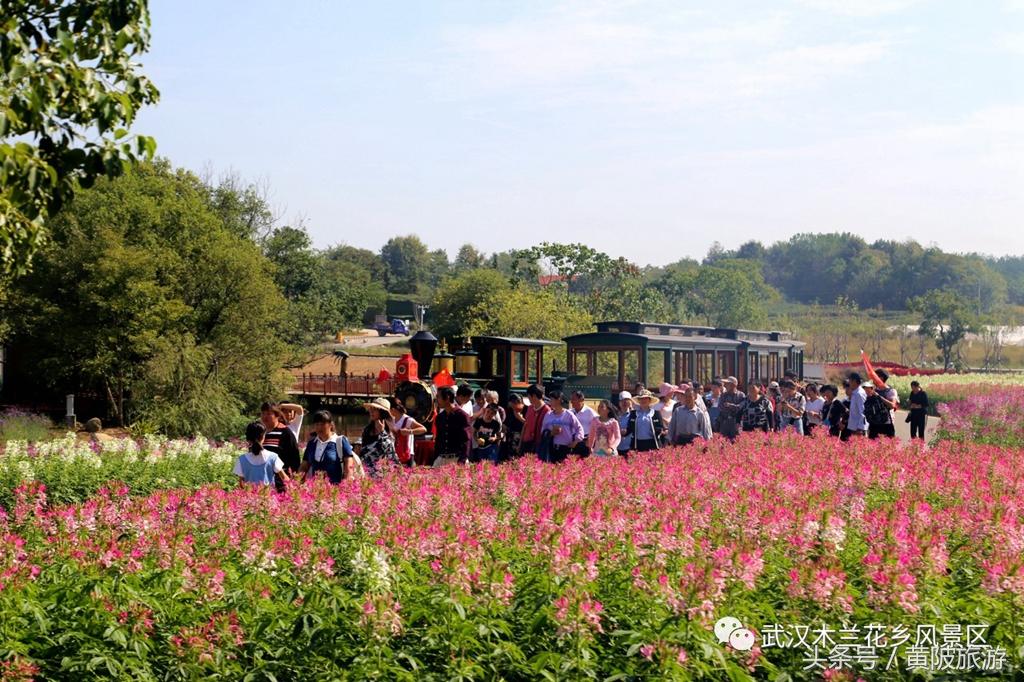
[
  {"xmin": 509, "ymin": 242, "xmax": 672, "ymax": 322},
  {"xmin": 464, "ymin": 285, "xmax": 592, "ymax": 342},
  {"xmin": 705, "ymin": 233, "xmax": 1010, "ymax": 313},
  {"xmin": 1, "ymin": 161, "xmax": 289, "ymax": 435},
  {"xmin": 430, "ymin": 268, "xmax": 511, "ymax": 342},
  {"xmin": 0, "ymin": 0, "xmax": 160, "ymax": 276},
  {"xmin": 655, "ymin": 263, "xmax": 771, "ymax": 329},
  {"xmin": 909, "ymin": 290, "xmax": 976, "ymax": 370},
  {"xmin": 263, "ymin": 226, "xmax": 385, "ymax": 352},
  {"xmin": 454, "ymin": 243, "xmax": 486, "ymax": 272},
  {"xmin": 381, "ymin": 235, "xmax": 430, "ymax": 295}
]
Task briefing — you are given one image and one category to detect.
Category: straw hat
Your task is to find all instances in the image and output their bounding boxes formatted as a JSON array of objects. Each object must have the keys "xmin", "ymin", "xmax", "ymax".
[
  {"xmin": 363, "ymin": 397, "xmax": 392, "ymax": 412},
  {"xmin": 635, "ymin": 388, "xmax": 655, "ymax": 402}
]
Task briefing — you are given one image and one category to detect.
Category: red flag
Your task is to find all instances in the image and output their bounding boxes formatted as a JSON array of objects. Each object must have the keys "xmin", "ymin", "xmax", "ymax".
[
  {"xmin": 860, "ymin": 349, "xmax": 887, "ymax": 389},
  {"xmin": 433, "ymin": 368, "xmax": 456, "ymax": 388},
  {"xmin": 376, "ymin": 367, "xmax": 392, "ymax": 384}
]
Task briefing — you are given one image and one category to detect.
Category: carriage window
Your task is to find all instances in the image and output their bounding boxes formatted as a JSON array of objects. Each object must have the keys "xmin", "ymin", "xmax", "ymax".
[
  {"xmin": 675, "ymin": 351, "xmax": 693, "ymax": 382},
  {"xmin": 595, "ymin": 351, "xmax": 619, "ymax": 387},
  {"xmin": 492, "ymin": 349, "xmax": 506, "ymax": 376},
  {"xmin": 648, "ymin": 350, "xmax": 668, "ymax": 388},
  {"xmin": 513, "ymin": 351, "xmax": 527, "ymax": 382},
  {"xmin": 748, "ymin": 352, "xmax": 759, "ymax": 381},
  {"xmin": 528, "ymin": 348, "xmax": 540, "ymax": 382},
  {"xmin": 696, "ymin": 351, "xmax": 713, "ymax": 385},
  {"xmin": 760, "ymin": 353, "xmax": 769, "ymax": 381},
  {"xmin": 572, "ymin": 350, "xmax": 590, "ymax": 375},
  {"xmin": 717, "ymin": 351, "xmax": 735, "ymax": 379},
  {"xmin": 622, "ymin": 349, "xmax": 641, "ymax": 390}
]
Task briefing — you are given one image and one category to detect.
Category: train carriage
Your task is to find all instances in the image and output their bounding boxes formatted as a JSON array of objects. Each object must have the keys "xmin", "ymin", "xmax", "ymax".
[{"xmin": 562, "ymin": 321, "xmax": 805, "ymax": 401}]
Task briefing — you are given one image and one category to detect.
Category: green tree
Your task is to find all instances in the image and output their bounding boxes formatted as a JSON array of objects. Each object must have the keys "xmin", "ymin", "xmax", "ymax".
[
  {"xmin": 510, "ymin": 242, "xmax": 662, "ymax": 321},
  {"xmin": 263, "ymin": 226, "xmax": 317, "ymax": 299},
  {"xmin": 909, "ymin": 290, "xmax": 976, "ymax": 370},
  {"xmin": 206, "ymin": 172, "xmax": 276, "ymax": 244},
  {"xmin": 431, "ymin": 268, "xmax": 511, "ymax": 342},
  {"xmin": 465, "ymin": 286, "xmax": 592, "ymax": 342},
  {"xmin": 324, "ymin": 244, "xmax": 388, "ymax": 282},
  {"xmin": 656, "ymin": 265, "xmax": 771, "ymax": 329},
  {"xmin": 2, "ymin": 161, "xmax": 288, "ymax": 434},
  {"xmin": 381, "ymin": 235, "xmax": 430, "ymax": 294},
  {"xmin": 454, "ymin": 243, "xmax": 486, "ymax": 272},
  {"xmin": 426, "ymin": 248, "xmax": 451, "ymax": 290},
  {"xmin": 595, "ymin": 276, "xmax": 671, "ymax": 323},
  {"xmin": 264, "ymin": 226, "xmax": 385, "ymax": 351},
  {"xmin": 1, "ymin": 0, "xmax": 160, "ymax": 276}
]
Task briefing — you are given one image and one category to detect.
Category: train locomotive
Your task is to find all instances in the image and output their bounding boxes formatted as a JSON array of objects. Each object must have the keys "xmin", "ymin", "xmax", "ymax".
[{"xmin": 394, "ymin": 331, "xmax": 563, "ymax": 464}]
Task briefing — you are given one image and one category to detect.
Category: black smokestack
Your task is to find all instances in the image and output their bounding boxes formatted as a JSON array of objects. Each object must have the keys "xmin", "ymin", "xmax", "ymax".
[{"xmin": 408, "ymin": 330, "xmax": 438, "ymax": 375}]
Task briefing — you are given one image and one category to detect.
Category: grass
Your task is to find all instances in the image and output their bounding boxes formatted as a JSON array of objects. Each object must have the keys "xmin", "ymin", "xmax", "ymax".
[{"xmin": 0, "ymin": 409, "xmax": 54, "ymax": 444}]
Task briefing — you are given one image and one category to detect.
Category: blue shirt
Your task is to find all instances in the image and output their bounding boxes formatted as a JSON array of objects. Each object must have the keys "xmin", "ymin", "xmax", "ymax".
[
  {"xmin": 304, "ymin": 436, "xmax": 353, "ymax": 483},
  {"xmin": 847, "ymin": 387, "xmax": 867, "ymax": 431},
  {"xmin": 633, "ymin": 407, "xmax": 657, "ymax": 440},
  {"xmin": 234, "ymin": 450, "xmax": 283, "ymax": 486},
  {"xmin": 617, "ymin": 411, "xmax": 633, "ymax": 451}
]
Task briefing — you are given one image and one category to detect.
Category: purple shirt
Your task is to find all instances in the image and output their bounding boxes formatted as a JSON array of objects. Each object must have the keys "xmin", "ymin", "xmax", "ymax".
[{"xmin": 541, "ymin": 410, "xmax": 585, "ymax": 447}]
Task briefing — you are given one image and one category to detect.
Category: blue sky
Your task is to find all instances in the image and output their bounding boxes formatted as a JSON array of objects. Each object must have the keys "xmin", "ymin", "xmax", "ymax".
[{"xmin": 136, "ymin": 0, "xmax": 1024, "ymax": 264}]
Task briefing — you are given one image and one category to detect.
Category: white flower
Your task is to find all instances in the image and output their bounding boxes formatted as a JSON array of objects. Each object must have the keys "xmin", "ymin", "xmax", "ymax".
[{"xmin": 352, "ymin": 546, "xmax": 393, "ymax": 593}]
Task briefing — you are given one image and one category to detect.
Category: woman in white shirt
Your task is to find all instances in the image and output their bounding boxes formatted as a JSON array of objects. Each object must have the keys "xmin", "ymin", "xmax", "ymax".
[{"xmin": 804, "ymin": 383, "xmax": 825, "ymax": 437}]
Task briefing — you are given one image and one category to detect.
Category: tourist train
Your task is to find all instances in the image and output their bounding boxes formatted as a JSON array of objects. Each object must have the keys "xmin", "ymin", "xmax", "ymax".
[{"xmin": 394, "ymin": 320, "xmax": 805, "ymax": 419}]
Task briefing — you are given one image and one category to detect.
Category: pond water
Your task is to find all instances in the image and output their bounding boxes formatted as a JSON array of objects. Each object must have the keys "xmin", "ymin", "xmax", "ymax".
[{"xmin": 298, "ymin": 412, "xmax": 369, "ymax": 444}]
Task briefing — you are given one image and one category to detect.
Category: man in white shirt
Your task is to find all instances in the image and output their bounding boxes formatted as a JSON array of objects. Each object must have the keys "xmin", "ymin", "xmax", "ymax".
[
  {"xmin": 456, "ymin": 385, "xmax": 475, "ymax": 417},
  {"xmin": 569, "ymin": 390, "xmax": 598, "ymax": 456},
  {"xmin": 845, "ymin": 372, "xmax": 868, "ymax": 437},
  {"xmin": 279, "ymin": 402, "xmax": 305, "ymax": 439}
]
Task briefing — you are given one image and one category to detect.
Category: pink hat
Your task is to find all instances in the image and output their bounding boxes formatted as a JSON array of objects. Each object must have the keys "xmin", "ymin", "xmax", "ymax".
[
  {"xmin": 658, "ymin": 382, "xmax": 676, "ymax": 398},
  {"xmin": 673, "ymin": 383, "xmax": 692, "ymax": 395}
]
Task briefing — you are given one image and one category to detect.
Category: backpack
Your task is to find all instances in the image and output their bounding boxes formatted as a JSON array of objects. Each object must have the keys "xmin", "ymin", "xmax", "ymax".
[{"xmin": 863, "ymin": 396, "xmax": 891, "ymax": 426}]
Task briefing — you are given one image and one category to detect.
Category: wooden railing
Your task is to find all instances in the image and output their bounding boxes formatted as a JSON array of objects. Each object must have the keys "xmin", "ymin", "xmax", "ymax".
[{"xmin": 290, "ymin": 374, "xmax": 398, "ymax": 397}]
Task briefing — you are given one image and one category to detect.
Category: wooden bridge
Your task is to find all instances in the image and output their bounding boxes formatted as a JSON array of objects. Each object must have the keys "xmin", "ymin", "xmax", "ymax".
[{"xmin": 289, "ymin": 374, "xmax": 399, "ymax": 399}]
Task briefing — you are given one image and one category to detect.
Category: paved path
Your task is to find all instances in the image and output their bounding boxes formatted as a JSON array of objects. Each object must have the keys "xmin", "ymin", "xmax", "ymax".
[
  {"xmin": 894, "ymin": 415, "xmax": 941, "ymax": 444},
  {"xmin": 339, "ymin": 329, "xmax": 410, "ymax": 349}
]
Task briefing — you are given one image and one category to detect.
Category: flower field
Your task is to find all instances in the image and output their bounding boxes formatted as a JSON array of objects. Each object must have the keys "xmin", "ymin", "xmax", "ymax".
[
  {"xmin": 0, "ymin": 434, "xmax": 237, "ymax": 509},
  {"xmin": 889, "ymin": 373, "xmax": 1024, "ymax": 417},
  {"xmin": 933, "ymin": 386, "xmax": 1024, "ymax": 448},
  {"xmin": 1, "ymin": 434, "xmax": 1023, "ymax": 680}
]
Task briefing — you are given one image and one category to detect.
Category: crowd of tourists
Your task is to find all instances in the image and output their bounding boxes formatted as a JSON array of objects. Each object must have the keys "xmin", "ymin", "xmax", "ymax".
[{"xmin": 232, "ymin": 372, "xmax": 930, "ymax": 487}]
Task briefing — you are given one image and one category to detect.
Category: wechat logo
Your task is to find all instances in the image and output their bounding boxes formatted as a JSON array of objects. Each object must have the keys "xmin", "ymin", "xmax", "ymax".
[{"xmin": 715, "ymin": 616, "xmax": 755, "ymax": 652}]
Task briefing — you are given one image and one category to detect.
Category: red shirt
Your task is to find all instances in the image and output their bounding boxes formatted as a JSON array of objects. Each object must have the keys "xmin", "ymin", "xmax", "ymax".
[{"xmin": 521, "ymin": 402, "xmax": 551, "ymax": 444}]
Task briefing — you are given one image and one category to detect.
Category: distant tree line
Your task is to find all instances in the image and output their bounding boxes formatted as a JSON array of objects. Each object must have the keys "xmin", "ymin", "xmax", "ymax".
[
  {"xmin": 3, "ymin": 160, "xmax": 1020, "ymax": 434},
  {"xmin": 704, "ymin": 233, "xmax": 1020, "ymax": 313}
]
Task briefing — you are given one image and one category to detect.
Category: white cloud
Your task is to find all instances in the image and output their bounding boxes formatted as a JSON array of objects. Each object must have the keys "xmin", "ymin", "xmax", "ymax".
[
  {"xmin": 793, "ymin": 0, "xmax": 923, "ymax": 17},
  {"xmin": 435, "ymin": 8, "xmax": 890, "ymax": 111},
  {"xmin": 997, "ymin": 32, "xmax": 1024, "ymax": 55}
]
